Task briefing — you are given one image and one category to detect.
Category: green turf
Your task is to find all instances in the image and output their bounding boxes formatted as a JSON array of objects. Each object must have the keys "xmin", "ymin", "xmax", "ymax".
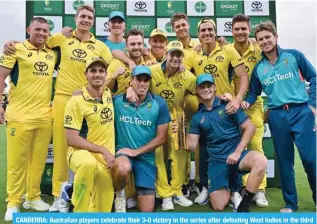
[{"xmin": 0, "ymin": 124, "xmax": 315, "ymax": 223}]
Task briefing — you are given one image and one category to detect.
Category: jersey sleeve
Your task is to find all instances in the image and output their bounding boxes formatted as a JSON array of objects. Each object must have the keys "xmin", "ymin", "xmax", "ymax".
[
  {"xmin": 106, "ymin": 60, "xmax": 118, "ymax": 81},
  {"xmin": 189, "ymin": 114, "xmax": 201, "ymax": 135},
  {"xmin": 101, "ymin": 44, "xmax": 113, "ymax": 65},
  {"xmin": 232, "ymin": 108, "xmax": 249, "ymax": 126},
  {"xmin": 184, "ymin": 51, "xmax": 195, "ymax": 71},
  {"xmin": 64, "ymin": 97, "xmax": 83, "ymax": 130},
  {"xmin": 155, "ymin": 95, "xmax": 172, "ymax": 125},
  {"xmin": 46, "ymin": 33, "xmax": 66, "ymax": 48},
  {"xmin": 244, "ymin": 64, "xmax": 263, "ymax": 105},
  {"xmin": 0, "ymin": 50, "xmax": 17, "ymax": 69},
  {"xmin": 185, "ymin": 71, "xmax": 197, "ymax": 95},
  {"xmin": 227, "ymin": 46, "xmax": 244, "ymax": 68}
]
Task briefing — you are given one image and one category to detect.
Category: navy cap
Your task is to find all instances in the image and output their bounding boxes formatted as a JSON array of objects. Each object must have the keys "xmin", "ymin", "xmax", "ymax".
[
  {"xmin": 132, "ymin": 66, "xmax": 152, "ymax": 79},
  {"xmin": 196, "ymin": 74, "xmax": 215, "ymax": 86},
  {"xmin": 109, "ymin": 11, "xmax": 125, "ymax": 22}
]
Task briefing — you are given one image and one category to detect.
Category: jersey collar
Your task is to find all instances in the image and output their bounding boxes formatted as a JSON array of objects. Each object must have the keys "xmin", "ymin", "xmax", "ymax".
[
  {"xmin": 82, "ymin": 86, "xmax": 109, "ymax": 103},
  {"xmin": 201, "ymin": 42, "xmax": 222, "ymax": 57},
  {"xmin": 150, "ymin": 52, "xmax": 165, "ymax": 63},
  {"xmin": 261, "ymin": 44, "xmax": 282, "ymax": 60},
  {"xmin": 123, "ymin": 92, "xmax": 154, "ymax": 104},
  {"xmin": 72, "ymin": 30, "xmax": 96, "ymax": 43},
  {"xmin": 23, "ymin": 40, "xmax": 49, "ymax": 52}
]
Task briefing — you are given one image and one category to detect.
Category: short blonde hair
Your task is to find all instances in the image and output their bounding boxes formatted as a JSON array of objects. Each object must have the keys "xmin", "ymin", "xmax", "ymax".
[{"xmin": 76, "ymin": 5, "xmax": 95, "ymax": 16}]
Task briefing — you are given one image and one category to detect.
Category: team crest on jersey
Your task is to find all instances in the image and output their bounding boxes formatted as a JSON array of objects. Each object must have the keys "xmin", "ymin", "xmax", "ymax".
[
  {"xmin": 174, "ymin": 82, "xmax": 182, "ymax": 88},
  {"xmin": 200, "ymin": 116, "xmax": 205, "ymax": 124},
  {"xmin": 198, "ymin": 60, "xmax": 203, "ymax": 66},
  {"xmin": 218, "ymin": 109, "xmax": 224, "ymax": 117},
  {"xmin": 65, "ymin": 115, "xmax": 72, "ymax": 125},
  {"xmin": 107, "ymin": 97, "xmax": 112, "ymax": 103},
  {"xmin": 87, "ymin": 44, "xmax": 95, "ymax": 51},
  {"xmin": 215, "ymin": 56, "xmax": 224, "ymax": 62},
  {"xmin": 263, "ymin": 66, "xmax": 268, "ymax": 74},
  {"xmin": 147, "ymin": 102, "xmax": 152, "ymax": 109},
  {"xmin": 69, "ymin": 41, "xmax": 74, "ymax": 45},
  {"xmin": 156, "ymin": 82, "xmax": 161, "ymax": 87},
  {"xmin": 10, "ymin": 128, "xmax": 16, "ymax": 136},
  {"xmin": 125, "ymin": 71, "xmax": 130, "ymax": 78},
  {"xmin": 248, "ymin": 56, "xmax": 257, "ymax": 62},
  {"xmin": 46, "ymin": 54, "xmax": 53, "ymax": 60},
  {"xmin": 283, "ymin": 59, "xmax": 288, "ymax": 65}
]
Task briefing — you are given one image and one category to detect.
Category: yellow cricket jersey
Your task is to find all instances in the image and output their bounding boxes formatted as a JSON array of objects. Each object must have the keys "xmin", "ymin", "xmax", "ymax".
[
  {"xmin": 64, "ymin": 87, "xmax": 115, "ymax": 166},
  {"xmin": 149, "ymin": 52, "xmax": 165, "ymax": 63},
  {"xmin": 0, "ymin": 40, "xmax": 57, "ymax": 123},
  {"xmin": 185, "ymin": 42, "xmax": 244, "ymax": 96},
  {"xmin": 229, "ymin": 41, "xmax": 263, "ymax": 107},
  {"xmin": 106, "ymin": 56, "xmax": 149, "ymax": 95},
  {"xmin": 46, "ymin": 31, "xmax": 113, "ymax": 96},
  {"xmin": 183, "ymin": 38, "xmax": 200, "ymax": 65},
  {"xmin": 150, "ymin": 62, "xmax": 196, "ymax": 112}
]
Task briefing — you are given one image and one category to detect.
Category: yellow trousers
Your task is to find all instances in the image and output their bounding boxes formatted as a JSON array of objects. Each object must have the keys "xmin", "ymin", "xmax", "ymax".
[
  {"xmin": 52, "ymin": 94, "xmax": 71, "ymax": 197},
  {"xmin": 243, "ymin": 105, "xmax": 267, "ymax": 190},
  {"xmin": 68, "ymin": 149, "xmax": 114, "ymax": 212},
  {"xmin": 6, "ymin": 121, "xmax": 52, "ymax": 207}
]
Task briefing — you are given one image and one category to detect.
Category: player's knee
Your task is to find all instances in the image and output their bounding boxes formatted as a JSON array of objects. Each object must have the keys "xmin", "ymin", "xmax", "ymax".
[
  {"xmin": 254, "ymin": 155, "xmax": 267, "ymax": 172},
  {"xmin": 139, "ymin": 204, "xmax": 155, "ymax": 212},
  {"xmin": 211, "ymin": 201, "xmax": 227, "ymax": 211},
  {"xmin": 81, "ymin": 159, "xmax": 97, "ymax": 171},
  {"xmin": 115, "ymin": 161, "xmax": 131, "ymax": 176}
]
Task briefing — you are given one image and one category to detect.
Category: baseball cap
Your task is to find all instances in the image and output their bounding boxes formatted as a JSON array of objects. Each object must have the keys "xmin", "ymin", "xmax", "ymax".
[
  {"xmin": 86, "ymin": 57, "xmax": 108, "ymax": 71},
  {"xmin": 197, "ymin": 17, "xmax": 216, "ymax": 32},
  {"xmin": 109, "ymin": 11, "xmax": 125, "ymax": 22},
  {"xmin": 196, "ymin": 74, "xmax": 215, "ymax": 86},
  {"xmin": 166, "ymin": 41, "xmax": 184, "ymax": 54},
  {"xmin": 150, "ymin": 28, "xmax": 167, "ymax": 39},
  {"xmin": 132, "ymin": 65, "xmax": 152, "ymax": 79}
]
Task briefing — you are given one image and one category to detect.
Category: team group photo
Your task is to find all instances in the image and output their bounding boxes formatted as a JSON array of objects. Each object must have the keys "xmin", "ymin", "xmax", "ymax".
[{"xmin": 0, "ymin": 0, "xmax": 316, "ymax": 222}]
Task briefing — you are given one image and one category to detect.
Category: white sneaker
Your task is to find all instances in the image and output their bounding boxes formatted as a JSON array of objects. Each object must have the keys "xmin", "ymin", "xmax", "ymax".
[
  {"xmin": 189, "ymin": 183, "xmax": 201, "ymax": 195},
  {"xmin": 23, "ymin": 199, "xmax": 50, "ymax": 211},
  {"xmin": 5, "ymin": 206, "xmax": 20, "ymax": 221},
  {"xmin": 161, "ymin": 197, "xmax": 174, "ymax": 211},
  {"xmin": 127, "ymin": 198, "xmax": 137, "ymax": 209},
  {"xmin": 115, "ymin": 198, "xmax": 126, "ymax": 212},
  {"xmin": 231, "ymin": 192, "xmax": 242, "ymax": 212},
  {"xmin": 253, "ymin": 191, "xmax": 268, "ymax": 207},
  {"xmin": 57, "ymin": 182, "xmax": 72, "ymax": 212},
  {"xmin": 173, "ymin": 195, "xmax": 193, "ymax": 207},
  {"xmin": 194, "ymin": 187, "xmax": 209, "ymax": 205},
  {"xmin": 49, "ymin": 197, "xmax": 59, "ymax": 212}
]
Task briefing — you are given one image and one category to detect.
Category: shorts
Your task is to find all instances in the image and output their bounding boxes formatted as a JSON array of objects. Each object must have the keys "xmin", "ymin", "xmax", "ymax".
[
  {"xmin": 208, "ymin": 150, "xmax": 250, "ymax": 193},
  {"xmin": 116, "ymin": 154, "xmax": 157, "ymax": 191}
]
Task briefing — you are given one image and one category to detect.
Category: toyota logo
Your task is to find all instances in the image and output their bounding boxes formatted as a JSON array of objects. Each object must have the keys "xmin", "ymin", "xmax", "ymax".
[
  {"xmin": 104, "ymin": 21, "xmax": 109, "ymax": 28},
  {"xmin": 65, "ymin": 115, "xmax": 72, "ymax": 122},
  {"xmin": 251, "ymin": 1, "xmax": 262, "ymax": 9},
  {"xmin": 224, "ymin": 22, "xmax": 232, "ymax": 29},
  {"xmin": 160, "ymin": 90, "xmax": 174, "ymax": 99},
  {"xmin": 34, "ymin": 62, "xmax": 48, "ymax": 72},
  {"xmin": 204, "ymin": 64, "xmax": 217, "ymax": 74},
  {"xmin": 100, "ymin": 108, "xmax": 112, "ymax": 119},
  {"xmin": 72, "ymin": 49, "xmax": 87, "ymax": 58},
  {"xmin": 135, "ymin": 1, "xmax": 146, "ymax": 9}
]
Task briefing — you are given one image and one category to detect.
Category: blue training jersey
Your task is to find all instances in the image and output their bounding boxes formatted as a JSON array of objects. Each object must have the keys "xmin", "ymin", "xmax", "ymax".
[
  {"xmin": 104, "ymin": 37, "xmax": 126, "ymax": 52},
  {"xmin": 245, "ymin": 45, "xmax": 316, "ymax": 109}
]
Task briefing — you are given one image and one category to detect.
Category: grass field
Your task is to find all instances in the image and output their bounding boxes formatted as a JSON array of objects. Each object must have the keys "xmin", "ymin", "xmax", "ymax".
[{"xmin": 0, "ymin": 124, "xmax": 315, "ymax": 223}]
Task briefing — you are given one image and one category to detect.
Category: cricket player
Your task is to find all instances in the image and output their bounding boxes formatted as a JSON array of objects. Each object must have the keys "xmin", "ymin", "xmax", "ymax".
[
  {"xmin": 187, "ymin": 74, "xmax": 267, "ymax": 212},
  {"xmin": 185, "ymin": 17, "xmax": 249, "ymax": 204},
  {"xmin": 0, "ymin": 17, "xmax": 57, "ymax": 221},
  {"xmin": 113, "ymin": 65, "xmax": 171, "ymax": 212},
  {"xmin": 244, "ymin": 21, "xmax": 316, "ymax": 212},
  {"xmin": 229, "ymin": 14, "xmax": 268, "ymax": 207},
  {"xmin": 106, "ymin": 29, "xmax": 154, "ymax": 96},
  {"xmin": 146, "ymin": 28, "xmax": 168, "ymax": 63},
  {"xmin": 64, "ymin": 57, "xmax": 115, "ymax": 212},
  {"xmin": 3, "ymin": 5, "xmax": 113, "ymax": 211}
]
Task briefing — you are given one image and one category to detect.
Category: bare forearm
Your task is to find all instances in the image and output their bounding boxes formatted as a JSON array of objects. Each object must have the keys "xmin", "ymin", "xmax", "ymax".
[
  {"xmin": 236, "ymin": 74, "xmax": 249, "ymax": 99},
  {"xmin": 112, "ymin": 50, "xmax": 132, "ymax": 64},
  {"xmin": 234, "ymin": 125, "xmax": 255, "ymax": 153},
  {"xmin": 135, "ymin": 134, "xmax": 167, "ymax": 155},
  {"xmin": 187, "ymin": 134, "xmax": 199, "ymax": 152}
]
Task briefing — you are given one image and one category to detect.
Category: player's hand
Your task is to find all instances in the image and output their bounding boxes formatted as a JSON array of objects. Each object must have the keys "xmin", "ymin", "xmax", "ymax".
[
  {"xmin": 220, "ymin": 93, "xmax": 233, "ymax": 102},
  {"xmin": 249, "ymin": 38, "xmax": 257, "ymax": 45},
  {"xmin": 178, "ymin": 64, "xmax": 186, "ymax": 73},
  {"xmin": 226, "ymin": 151, "xmax": 242, "ymax": 165},
  {"xmin": 142, "ymin": 48, "xmax": 151, "ymax": 57},
  {"xmin": 217, "ymin": 36, "xmax": 227, "ymax": 46},
  {"xmin": 3, "ymin": 41, "xmax": 16, "ymax": 55},
  {"xmin": 0, "ymin": 106, "xmax": 5, "ymax": 124},
  {"xmin": 101, "ymin": 149, "xmax": 115, "ymax": 168},
  {"xmin": 117, "ymin": 148, "xmax": 138, "ymax": 157},
  {"xmin": 171, "ymin": 121, "xmax": 179, "ymax": 133},
  {"xmin": 309, "ymin": 106, "xmax": 316, "ymax": 117},
  {"xmin": 241, "ymin": 101, "xmax": 251, "ymax": 110},
  {"xmin": 193, "ymin": 44, "xmax": 202, "ymax": 52},
  {"xmin": 226, "ymin": 97, "xmax": 242, "ymax": 114},
  {"xmin": 145, "ymin": 60, "xmax": 157, "ymax": 66},
  {"xmin": 126, "ymin": 86, "xmax": 139, "ymax": 103},
  {"xmin": 128, "ymin": 60, "xmax": 136, "ymax": 71},
  {"xmin": 61, "ymin": 26, "xmax": 73, "ymax": 38},
  {"xmin": 114, "ymin": 67, "xmax": 125, "ymax": 79},
  {"xmin": 72, "ymin": 89, "xmax": 83, "ymax": 96}
]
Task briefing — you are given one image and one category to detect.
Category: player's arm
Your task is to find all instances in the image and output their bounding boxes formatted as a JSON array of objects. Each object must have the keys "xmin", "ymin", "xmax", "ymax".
[
  {"xmin": 226, "ymin": 110, "xmax": 255, "ymax": 165},
  {"xmin": 292, "ymin": 50, "xmax": 317, "ymax": 109},
  {"xmin": 100, "ymin": 44, "xmax": 114, "ymax": 65},
  {"xmin": 112, "ymin": 49, "xmax": 136, "ymax": 70},
  {"xmin": 243, "ymin": 65, "xmax": 263, "ymax": 109},
  {"xmin": 185, "ymin": 71, "xmax": 197, "ymax": 95},
  {"xmin": 187, "ymin": 114, "xmax": 201, "ymax": 152},
  {"xmin": 105, "ymin": 61, "xmax": 125, "ymax": 91},
  {"xmin": 45, "ymin": 33, "xmax": 66, "ymax": 48},
  {"xmin": 64, "ymin": 98, "xmax": 115, "ymax": 167}
]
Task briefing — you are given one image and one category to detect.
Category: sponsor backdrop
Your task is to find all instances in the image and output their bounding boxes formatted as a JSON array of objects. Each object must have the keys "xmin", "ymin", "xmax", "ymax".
[{"xmin": 26, "ymin": 0, "xmax": 276, "ymax": 44}]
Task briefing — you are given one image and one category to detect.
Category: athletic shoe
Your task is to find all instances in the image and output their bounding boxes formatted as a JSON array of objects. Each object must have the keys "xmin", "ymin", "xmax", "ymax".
[
  {"xmin": 189, "ymin": 182, "xmax": 201, "ymax": 195},
  {"xmin": 173, "ymin": 195, "xmax": 193, "ymax": 207},
  {"xmin": 115, "ymin": 198, "xmax": 126, "ymax": 212},
  {"xmin": 4, "ymin": 206, "xmax": 19, "ymax": 221},
  {"xmin": 253, "ymin": 191, "xmax": 268, "ymax": 207},
  {"xmin": 230, "ymin": 192, "xmax": 242, "ymax": 212},
  {"xmin": 58, "ymin": 182, "xmax": 73, "ymax": 213},
  {"xmin": 127, "ymin": 198, "xmax": 137, "ymax": 209},
  {"xmin": 194, "ymin": 187, "xmax": 209, "ymax": 205},
  {"xmin": 23, "ymin": 199, "xmax": 50, "ymax": 211},
  {"xmin": 49, "ymin": 197, "xmax": 59, "ymax": 212},
  {"xmin": 280, "ymin": 208, "xmax": 293, "ymax": 213},
  {"xmin": 161, "ymin": 197, "xmax": 174, "ymax": 211}
]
